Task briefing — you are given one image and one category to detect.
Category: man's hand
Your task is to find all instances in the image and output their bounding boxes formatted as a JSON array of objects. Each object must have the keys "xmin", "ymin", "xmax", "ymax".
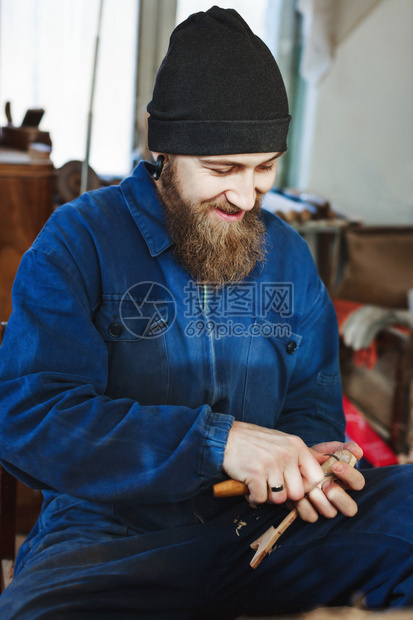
[
  {"xmin": 294, "ymin": 441, "xmax": 365, "ymax": 523},
  {"xmin": 223, "ymin": 423, "xmax": 365, "ymax": 523},
  {"xmin": 222, "ymin": 421, "xmax": 325, "ymax": 506}
]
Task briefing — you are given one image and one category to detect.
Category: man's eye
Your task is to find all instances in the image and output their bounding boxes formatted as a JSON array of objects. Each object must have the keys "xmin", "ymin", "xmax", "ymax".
[
  {"xmin": 212, "ymin": 168, "xmax": 232, "ymax": 176},
  {"xmin": 258, "ymin": 165, "xmax": 275, "ymax": 172}
]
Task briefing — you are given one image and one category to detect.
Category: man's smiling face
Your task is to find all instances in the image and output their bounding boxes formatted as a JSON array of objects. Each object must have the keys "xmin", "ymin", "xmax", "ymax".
[
  {"xmin": 163, "ymin": 151, "xmax": 281, "ymax": 222},
  {"xmin": 154, "ymin": 152, "xmax": 283, "ymax": 287}
]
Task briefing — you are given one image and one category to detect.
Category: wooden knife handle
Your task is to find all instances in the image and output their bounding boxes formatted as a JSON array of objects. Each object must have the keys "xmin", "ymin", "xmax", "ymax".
[{"xmin": 213, "ymin": 479, "xmax": 248, "ymax": 497}]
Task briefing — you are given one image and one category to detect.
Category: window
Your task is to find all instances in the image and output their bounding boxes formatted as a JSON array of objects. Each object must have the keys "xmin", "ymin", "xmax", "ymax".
[{"xmin": 0, "ymin": 0, "xmax": 138, "ymax": 177}]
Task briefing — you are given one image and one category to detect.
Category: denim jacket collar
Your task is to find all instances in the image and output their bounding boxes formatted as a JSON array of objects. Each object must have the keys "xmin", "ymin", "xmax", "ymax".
[{"xmin": 120, "ymin": 161, "xmax": 173, "ymax": 257}]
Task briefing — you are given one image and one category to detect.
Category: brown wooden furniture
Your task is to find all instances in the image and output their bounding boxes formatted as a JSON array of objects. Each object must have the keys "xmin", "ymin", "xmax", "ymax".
[
  {"xmin": 294, "ymin": 219, "xmax": 350, "ymax": 294},
  {"xmin": 0, "ymin": 147, "xmax": 52, "ymax": 591},
  {"xmin": 340, "ymin": 326, "xmax": 413, "ymax": 455},
  {"xmin": 334, "ymin": 225, "xmax": 413, "ymax": 456},
  {"xmin": 335, "ymin": 225, "xmax": 413, "ymax": 309},
  {"xmin": 0, "ymin": 147, "xmax": 54, "ymax": 320}
]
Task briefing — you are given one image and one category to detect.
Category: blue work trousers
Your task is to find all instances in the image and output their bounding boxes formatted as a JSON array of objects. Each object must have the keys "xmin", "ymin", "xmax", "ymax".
[{"xmin": 1, "ymin": 465, "xmax": 412, "ymax": 619}]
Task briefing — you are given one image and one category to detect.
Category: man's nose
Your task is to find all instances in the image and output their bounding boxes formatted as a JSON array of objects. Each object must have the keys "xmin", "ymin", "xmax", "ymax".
[{"xmin": 224, "ymin": 172, "xmax": 256, "ymax": 211}]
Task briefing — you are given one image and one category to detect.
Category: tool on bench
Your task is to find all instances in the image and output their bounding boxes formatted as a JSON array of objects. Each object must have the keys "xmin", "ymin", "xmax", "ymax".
[{"xmin": 212, "ymin": 449, "xmax": 358, "ymax": 569}]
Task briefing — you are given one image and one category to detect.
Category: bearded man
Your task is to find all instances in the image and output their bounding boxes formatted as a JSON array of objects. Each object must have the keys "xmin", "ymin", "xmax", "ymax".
[{"xmin": 1, "ymin": 6, "xmax": 413, "ymax": 620}]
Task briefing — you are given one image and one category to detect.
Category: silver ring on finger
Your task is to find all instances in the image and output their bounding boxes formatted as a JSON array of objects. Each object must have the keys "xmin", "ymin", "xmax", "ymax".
[{"xmin": 269, "ymin": 484, "xmax": 284, "ymax": 492}]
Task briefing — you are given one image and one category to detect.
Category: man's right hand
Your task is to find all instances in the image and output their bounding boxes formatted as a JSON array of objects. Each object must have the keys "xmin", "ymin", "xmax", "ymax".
[{"xmin": 222, "ymin": 421, "xmax": 325, "ymax": 506}]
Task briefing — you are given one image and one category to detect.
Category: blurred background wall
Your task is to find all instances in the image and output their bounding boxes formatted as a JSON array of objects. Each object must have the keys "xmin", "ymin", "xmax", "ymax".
[{"xmin": 306, "ymin": 0, "xmax": 413, "ymax": 224}]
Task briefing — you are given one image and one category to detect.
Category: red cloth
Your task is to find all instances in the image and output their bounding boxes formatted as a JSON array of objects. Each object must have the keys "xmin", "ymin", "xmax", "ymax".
[
  {"xmin": 333, "ymin": 299, "xmax": 378, "ymax": 369},
  {"xmin": 343, "ymin": 395, "xmax": 398, "ymax": 466},
  {"xmin": 333, "ymin": 298, "xmax": 363, "ymax": 326}
]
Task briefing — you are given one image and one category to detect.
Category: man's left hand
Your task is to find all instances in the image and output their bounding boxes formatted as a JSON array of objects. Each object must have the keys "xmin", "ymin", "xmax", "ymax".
[{"xmin": 295, "ymin": 441, "xmax": 365, "ymax": 523}]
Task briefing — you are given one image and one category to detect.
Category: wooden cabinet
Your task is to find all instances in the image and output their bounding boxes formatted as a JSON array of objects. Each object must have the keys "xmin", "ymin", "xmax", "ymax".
[
  {"xmin": 0, "ymin": 150, "xmax": 54, "ymax": 536},
  {"xmin": 0, "ymin": 148, "xmax": 54, "ymax": 321},
  {"xmin": 340, "ymin": 327, "xmax": 413, "ymax": 456}
]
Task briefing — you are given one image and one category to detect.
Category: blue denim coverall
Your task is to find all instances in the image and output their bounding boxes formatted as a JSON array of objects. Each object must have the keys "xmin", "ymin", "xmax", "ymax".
[{"xmin": 0, "ymin": 162, "xmax": 412, "ymax": 618}]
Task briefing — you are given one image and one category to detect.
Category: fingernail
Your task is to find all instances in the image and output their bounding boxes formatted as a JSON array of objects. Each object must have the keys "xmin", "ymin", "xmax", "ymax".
[{"xmin": 332, "ymin": 462, "xmax": 344, "ymax": 473}]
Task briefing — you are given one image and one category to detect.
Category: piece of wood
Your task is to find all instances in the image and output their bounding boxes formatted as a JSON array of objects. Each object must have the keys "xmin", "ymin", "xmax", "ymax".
[
  {"xmin": 213, "ymin": 479, "xmax": 248, "ymax": 497},
  {"xmin": 249, "ymin": 449, "xmax": 358, "ymax": 569}
]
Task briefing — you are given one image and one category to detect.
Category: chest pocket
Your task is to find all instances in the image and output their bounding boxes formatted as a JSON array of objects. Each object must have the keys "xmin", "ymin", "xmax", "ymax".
[
  {"xmin": 93, "ymin": 294, "xmax": 170, "ymax": 405},
  {"xmin": 242, "ymin": 317, "xmax": 302, "ymax": 427}
]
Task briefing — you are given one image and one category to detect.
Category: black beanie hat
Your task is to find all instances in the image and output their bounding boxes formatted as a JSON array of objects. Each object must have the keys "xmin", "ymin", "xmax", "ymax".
[{"xmin": 147, "ymin": 6, "xmax": 291, "ymax": 156}]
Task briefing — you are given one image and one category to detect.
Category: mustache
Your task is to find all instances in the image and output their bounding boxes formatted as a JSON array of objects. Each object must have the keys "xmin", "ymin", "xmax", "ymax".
[
  {"xmin": 214, "ymin": 203, "xmax": 241, "ymax": 214},
  {"xmin": 202, "ymin": 193, "xmax": 263, "ymax": 215}
]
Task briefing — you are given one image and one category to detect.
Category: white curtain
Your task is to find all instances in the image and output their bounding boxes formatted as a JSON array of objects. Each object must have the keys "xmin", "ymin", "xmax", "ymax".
[
  {"xmin": 0, "ymin": 0, "xmax": 138, "ymax": 176},
  {"xmin": 297, "ymin": 0, "xmax": 336, "ymax": 85}
]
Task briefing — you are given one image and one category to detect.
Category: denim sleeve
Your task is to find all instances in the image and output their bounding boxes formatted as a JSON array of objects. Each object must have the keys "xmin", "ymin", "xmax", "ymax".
[
  {"xmin": 0, "ymin": 246, "xmax": 233, "ymax": 504},
  {"xmin": 276, "ymin": 263, "xmax": 346, "ymax": 447}
]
